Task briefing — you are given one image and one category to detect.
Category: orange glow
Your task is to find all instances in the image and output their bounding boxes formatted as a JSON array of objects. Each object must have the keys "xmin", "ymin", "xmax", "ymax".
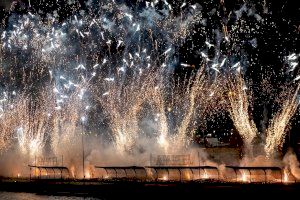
[
  {"xmin": 85, "ymin": 170, "xmax": 91, "ymax": 179},
  {"xmin": 104, "ymin": 175, "xmax": 109, "ymax": 179},
  {"xmin": 241, "ymin": 172, "xmax": 248, "ymax": 182},
  {"xmin": 162, "ymin": 175, "xmax": 168, "ymax": 181},
  {"xmin": 203, "ymin": 171, "xmax": 208, "ymax": 179},
  {"xmin": 283, "ymin": 170, "xmax": 289, "ymax": 183}
]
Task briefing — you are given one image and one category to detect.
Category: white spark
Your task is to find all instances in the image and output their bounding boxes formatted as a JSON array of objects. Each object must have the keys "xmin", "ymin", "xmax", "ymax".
[
  {"xmin": 125, "ymin": 13, "xmax": 133, "ymax": 21},
  {"xmin": 53, "ymin": 87, "xmax": 59, "ymax": 93},
  {"xmin": 103, "ymin": 92, "xmax": 109, "ymax": 96},
  {"xmin": 81, "ymin": 116, "xmax": 86, "ymax": 122},
  {"xmin": 1, "ymin": 31, "xmax": 6, "ymax": 39},
  {"xmin": 123, "ymin": 59, "xmax": 128, "ymax": 65},
  {"xmin": 93, "ymin": 64, "xmax": 99, "ymax": 69},
  {"xmin": 136, "ymin": 24, "xmax": 140, "ymax": 32},
  {"xmin": 104, "ymin": 77, "xmax": 115, "ymax": 82},
  {"xmin": 211, "ymin": 66, "xmax": 220, "ymax": 73},
  {"xmin": 181, "ymin": 2, "xmax": 186, "ymax": 8},
  {"xmin": 181, "ymin": 63, "xmax": 191, "ymax": 67},
  {"xmin": 61, "ymin": 95, "xmax": 68, "ymax": 99},
  {"xmin": 287, "ymin": 53, "xmax": 298, "ymax": 61},
  {"xmin": 64, "ymin": 84, "xmax": 70, "ymax": 89},
  {"xmin": 79, "ymin": 31, "xmax": 85, "ymax": 38},
  {"xmin": 76, "ymin": 64, "xmax": 86, "ymax": 70},
  {"xmin": 212, "ymin": 63, "xmax": 219, "ymax": 68},
  {"xmin": 164, "ymin": 48, "xmax": 172, "ymax": 55},
  {"xmin": 220, "ymin": 58, "xmax": 227, "ymax": 67},
  {"xmin": 117, "ymin": 40, "xmax": 123, "ymax": 48},
  {"xmin": 129, "ymin": 53, "xmax": 133, "ymax": 60},
  {"xmin": 55, "ymin": 106, "xmax": 62, "ymax": 110},
  {"xmin": 191, "ymin": 4, "xmax": 197, "ymax": 9},
  {"xmin": 205, "ymin": 41, "xmax": 214, "ymax": 48},
  {"xmin": 293, "ymin": 75, "xmax": 300, "ymax": 82},
  {"xmin": 200, "ymin": 52, "xmax": 208, "ymax": 58},
  {"xmin": 289, "ymin": 62, "xmax": 298, "ymax": 72},
  {"xmin": 232, "ymin": 62, "xmax": 240, "ymax": 69},
  {"xmin": 56, "ymin": 99, "xmax": 64, "ymax": 104},
  {"xmin": 118, "ymin": 67, "xmax": 125, "ymax": 72}
]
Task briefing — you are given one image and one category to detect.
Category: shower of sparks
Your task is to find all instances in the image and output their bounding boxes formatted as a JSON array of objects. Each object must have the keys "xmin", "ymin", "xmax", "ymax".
[
  {"xmin": 265, "ymin": 85, "xmax": 300, "ymax": 158},
  {"xmin": 227, "ymin": 73, "xmax": 258, "ymax": 156}
]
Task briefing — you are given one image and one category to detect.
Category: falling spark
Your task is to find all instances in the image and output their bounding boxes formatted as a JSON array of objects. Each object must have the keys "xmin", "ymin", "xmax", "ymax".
[{"xmin": 205, "ymin": 41, "xmax": 214, "ymax": 48}]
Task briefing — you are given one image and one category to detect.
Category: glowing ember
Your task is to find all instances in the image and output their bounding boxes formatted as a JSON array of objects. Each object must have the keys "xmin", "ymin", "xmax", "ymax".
[
  {"xmin": 85, "ymin": 171, "xmax": 91, "ymax": 179},
  {"xmin": 203, "ymin": 170, "xmax": 208, "ymax": 179},
  {"xmin": 284, "ymin": 171, "xmax": 289, "ymax": 183},
  {"xmin": 241, "ymin": 172, "xmax": 248, "ymax": 182},
  {"xmin": 162, "ymin": 175, "xmax": 168, "ymax": 181}
]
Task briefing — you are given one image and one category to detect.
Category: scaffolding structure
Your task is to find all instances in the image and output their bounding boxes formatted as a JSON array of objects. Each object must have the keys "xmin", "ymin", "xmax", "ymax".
[{"xmin": 150, "ymin": 154, "xmax": 192, "ymax": 166}]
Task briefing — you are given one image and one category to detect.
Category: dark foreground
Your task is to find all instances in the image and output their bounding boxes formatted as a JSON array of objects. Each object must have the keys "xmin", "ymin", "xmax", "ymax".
[{"xmin": 1, "ymin": 179, "xmax": 300, "ymax": 200}]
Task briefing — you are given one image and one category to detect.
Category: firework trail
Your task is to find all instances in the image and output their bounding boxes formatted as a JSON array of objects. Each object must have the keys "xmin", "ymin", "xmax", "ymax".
[
  {"xmin": 0, "ymin": 92, "xmax": 27, "ymax": 152},
  {"xmin": 227, "ymin": 73, "xmax": 257, "ymax": 156},
  {"xmin": 265, "ymin": 85, "xmax": 300, "ymax": 158}
]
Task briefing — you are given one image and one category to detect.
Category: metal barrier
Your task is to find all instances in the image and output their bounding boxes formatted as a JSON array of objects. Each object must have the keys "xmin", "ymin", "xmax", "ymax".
[
  {"xmin": 95, "ymin": 166, "xmax": 219, "ymax": 181},
  {"xmin": 28, "ymin": 165, "xmax": 70, "ymax": 179},
  {"xmin": 145, "ymin": 166, "xmax": 219, "ymax": 181},
  {"xmin": 94, "ymin": 166, "xmax": 148, "ymax": 180},
  {"xmin": 225, "ymin": 166, "xmax": 283, "ymax": 183}
]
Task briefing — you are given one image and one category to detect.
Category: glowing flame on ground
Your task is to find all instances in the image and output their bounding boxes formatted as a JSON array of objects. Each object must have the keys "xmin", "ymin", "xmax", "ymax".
[
  {"xmin": 284, "ymin": 171, "xmax": 289, "ymax": 183},
  {"xmin": 85, "ymin": 170, "xmax": 91, "ymax": 179},
  {"xmin": 162, "ymin": 175, "xmax": 168, "ymax": 181},
  {"xmin": 104, "ymin": 175, "xmax": 109, "ymax": 179},
  {"xmin": 241, "ymin": 172, "xmax": 248, "ymax": 182},
  {"xmin": 203, "ymin": 170, "xmax": 208, "ymax": 179}
]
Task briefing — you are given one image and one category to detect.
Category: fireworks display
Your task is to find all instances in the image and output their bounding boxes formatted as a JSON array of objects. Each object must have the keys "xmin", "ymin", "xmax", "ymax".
[{"xmin": 0, "ymin": 0, "xmax": 299, "ymax": 179}]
